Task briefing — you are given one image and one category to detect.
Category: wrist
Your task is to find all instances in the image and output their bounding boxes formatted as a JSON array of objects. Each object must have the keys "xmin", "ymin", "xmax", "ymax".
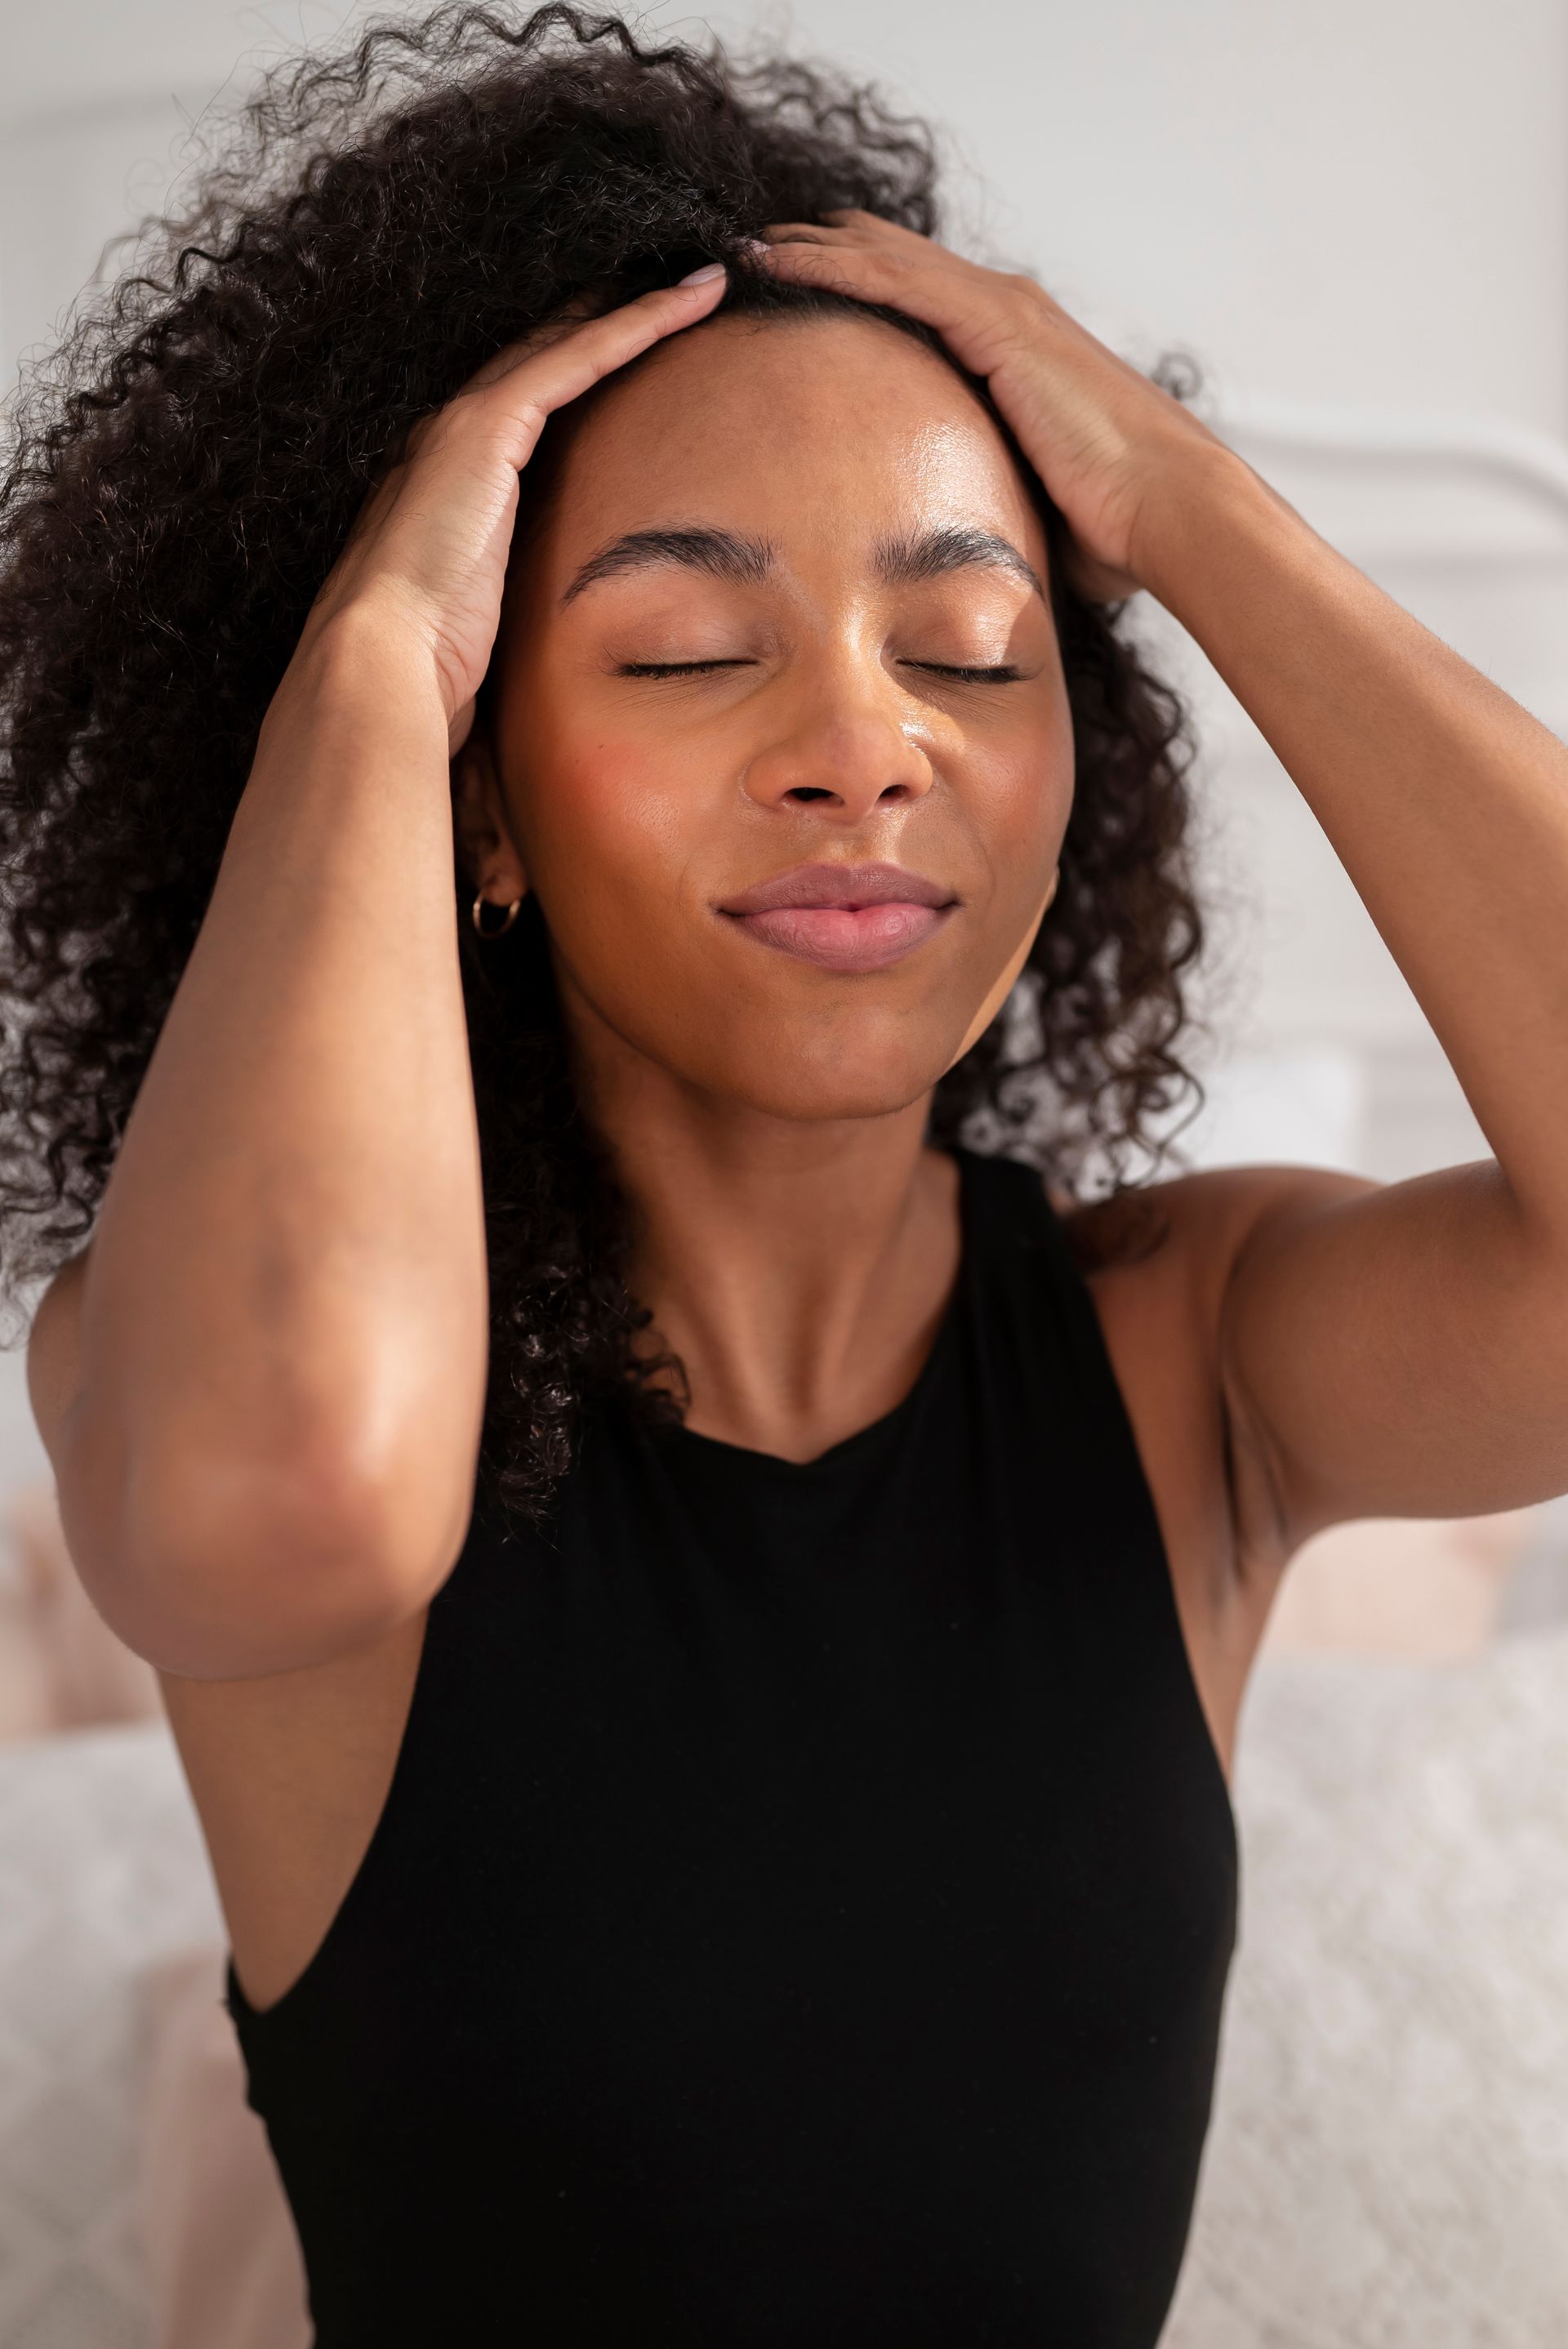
[
  {"xmin": 1129, "ymin": 441, "xmax": 1283, "ymax": 614},
  {"xmin": 268, "ymin": 598, "xmax": 452, "ymax": 756}
]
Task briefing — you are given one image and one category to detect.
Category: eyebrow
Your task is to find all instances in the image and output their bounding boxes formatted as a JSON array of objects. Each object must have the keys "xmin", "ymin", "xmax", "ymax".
[
  {"xmin": 874, "ymin": 524, "xmax": 1045, "ymax": 602},
  {"xmin": 558, "ymin": 521, "xmax": 1045, "ymax": 606},
  {"xmin": 560, "ymin": 527, "xmax": 771, "ymax": 605}
]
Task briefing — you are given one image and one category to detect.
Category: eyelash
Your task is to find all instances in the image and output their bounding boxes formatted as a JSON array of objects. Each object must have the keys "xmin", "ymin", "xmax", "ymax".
[{"xmin": 617, "ymin": 660, "xmax": 1025, "ymax": 684}]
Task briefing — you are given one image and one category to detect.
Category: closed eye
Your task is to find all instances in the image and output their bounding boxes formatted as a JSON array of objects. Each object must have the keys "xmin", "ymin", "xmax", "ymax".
[
  {"xmin": 616, "ymin": 659, "xmax": 1027, "ymax": 682},
  {"xmin": 908, "ymin": 662, "xmax": 1026, "ymax": 684},
  {"xmin": 616, "ymin": 659, "xmax": 755, "ymax": 677}
]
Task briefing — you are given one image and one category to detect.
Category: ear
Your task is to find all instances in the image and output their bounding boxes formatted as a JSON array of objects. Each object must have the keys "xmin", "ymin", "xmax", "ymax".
[{"xmin": 451, "ymin": 727, "xmax": 529, "ymax": 907}]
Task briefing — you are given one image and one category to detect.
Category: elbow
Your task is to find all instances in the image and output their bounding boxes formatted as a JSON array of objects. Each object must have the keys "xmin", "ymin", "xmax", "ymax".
[{"xmin": 65, "ymin": 1430, "xmax": 470, "ymax": 1681}]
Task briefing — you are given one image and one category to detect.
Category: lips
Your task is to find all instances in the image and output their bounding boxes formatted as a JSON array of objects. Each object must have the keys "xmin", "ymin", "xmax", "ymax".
[{"xmin": 716, "ymin": 860, "xmax": 958, "ymax": 974}]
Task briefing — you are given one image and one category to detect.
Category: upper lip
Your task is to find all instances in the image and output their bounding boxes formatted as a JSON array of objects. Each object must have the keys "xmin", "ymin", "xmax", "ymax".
[{"xmin": 718, "ymin": 860, "xmax": 957, "ymax": 916}]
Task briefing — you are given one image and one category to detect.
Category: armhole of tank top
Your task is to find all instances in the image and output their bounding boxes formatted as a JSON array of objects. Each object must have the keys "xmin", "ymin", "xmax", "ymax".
[
  {"xmin": 224, "ymin": 1515, "xmax": 483, "ymax": 2048},
  {"xmin": 1023, "ymin": 1166, "xmax": 1238, "ymax": 1849}
]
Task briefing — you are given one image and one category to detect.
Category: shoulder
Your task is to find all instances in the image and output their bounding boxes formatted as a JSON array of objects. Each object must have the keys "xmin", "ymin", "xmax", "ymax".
[{"xmin": 1050, "ymin": 1158, "xmax": 1375, "ymax": 1299}]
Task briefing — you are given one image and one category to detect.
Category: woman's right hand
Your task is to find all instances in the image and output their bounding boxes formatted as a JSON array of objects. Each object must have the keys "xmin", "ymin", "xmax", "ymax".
[{"xmin": 301, "ymin": 265, "xmax": 728, "ymax": 756}]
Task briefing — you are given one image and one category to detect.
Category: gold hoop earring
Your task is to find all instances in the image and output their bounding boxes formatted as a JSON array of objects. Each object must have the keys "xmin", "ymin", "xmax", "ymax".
[{"xmin": 471, "ymin": 890, "xmax": 522, "ymax": 938}]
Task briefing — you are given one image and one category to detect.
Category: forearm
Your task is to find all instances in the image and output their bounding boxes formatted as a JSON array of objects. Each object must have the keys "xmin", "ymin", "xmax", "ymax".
[
  {"xmin": 70, "ymin": 608, "xmax": 489, "ymax": 1576},
  {"xmin": 1138, "ymin": 448, "xmax": 1568, "ymax": 1248}
]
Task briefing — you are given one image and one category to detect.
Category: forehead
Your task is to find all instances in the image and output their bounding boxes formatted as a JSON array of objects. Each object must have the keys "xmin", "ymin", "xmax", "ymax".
[{"xmin": 536, "ymin": 311, "xmax": 1045, "ymax": 563}]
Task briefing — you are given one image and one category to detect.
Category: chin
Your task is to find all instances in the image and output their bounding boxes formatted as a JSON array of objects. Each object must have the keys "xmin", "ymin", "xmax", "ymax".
[{"xmin": 699, "ymin": 1018, "xmax": 969, "ymax": 1125}]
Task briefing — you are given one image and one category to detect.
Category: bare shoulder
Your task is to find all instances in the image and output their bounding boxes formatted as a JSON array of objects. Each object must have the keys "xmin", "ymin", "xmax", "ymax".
[
  {"xmin": 1050, "ymin": 1158, "xmax": 1376, "ymax": 1287},
  {"xmin": 1052, "ymin": 1157, "xmax": 1379, "ymax": 1536}
]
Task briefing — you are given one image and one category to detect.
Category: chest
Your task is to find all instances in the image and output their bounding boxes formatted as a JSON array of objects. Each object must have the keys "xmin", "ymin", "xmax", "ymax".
[{"xmin": 257, "ymin": 1500, "xmax": 1237, "ymax": 2344}]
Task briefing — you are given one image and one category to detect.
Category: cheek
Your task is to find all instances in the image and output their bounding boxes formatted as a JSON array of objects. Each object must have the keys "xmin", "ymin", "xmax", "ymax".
[
  {"xmin": 993, "ymin": 757, "xmax": 1066, "ymax": 871},
  {"xmin": 514, "ymin": 732, "xmax": 710, "ymax": 983},
  {"xmin": 973, "ymin": 704, "xmax": 1075, "ymax": 909}
]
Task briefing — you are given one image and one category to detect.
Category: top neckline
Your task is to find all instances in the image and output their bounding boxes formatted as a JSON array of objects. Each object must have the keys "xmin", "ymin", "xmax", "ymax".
[{"xmin": 654, "ymin": 1145, "xmax": 982, "ymax": 1479}]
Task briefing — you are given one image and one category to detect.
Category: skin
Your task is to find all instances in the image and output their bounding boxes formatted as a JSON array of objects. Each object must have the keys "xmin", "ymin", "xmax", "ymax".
[
  {"xmin": 24, "ymin": 221, "xmax": 1568, "ymax": 2018},
  {"xmin": 455, "ymin": 310, "xmax": 1068, "ymax": 1449}
]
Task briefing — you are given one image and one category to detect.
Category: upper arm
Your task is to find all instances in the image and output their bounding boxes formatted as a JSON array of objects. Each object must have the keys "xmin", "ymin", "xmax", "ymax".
[
  {"xmin": 26, "ymin": 1242, "xmax": 91, "ymax": 1473},
  {"xmin": 24, "ymin": 1238, "xmax": 461, "ymax": 1681},
  {"xmin": 1211, "ymin": 1156, "xmax": 1568, "ymax": 1558},
  {"xmin": 27, "ymin": 1244, "xmax": 445, "ymax": 2009}
]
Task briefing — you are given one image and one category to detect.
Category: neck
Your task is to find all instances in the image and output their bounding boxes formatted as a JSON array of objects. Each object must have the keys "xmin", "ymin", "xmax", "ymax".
[{"xmin": 569, "ymin": 1000, "xmax": 963, "ymax": 1464}]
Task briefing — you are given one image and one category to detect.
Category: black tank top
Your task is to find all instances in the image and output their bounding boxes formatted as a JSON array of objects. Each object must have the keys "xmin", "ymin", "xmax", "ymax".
[{"xmin": 225, "ymin": 1145, "xmax": 1237, "ymax": 2347}]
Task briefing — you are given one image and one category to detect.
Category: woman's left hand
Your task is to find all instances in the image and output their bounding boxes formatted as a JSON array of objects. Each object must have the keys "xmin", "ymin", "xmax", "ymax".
[{"xmin": 755, "ymin": 211, "xmax": 1233, "ymax": 603}]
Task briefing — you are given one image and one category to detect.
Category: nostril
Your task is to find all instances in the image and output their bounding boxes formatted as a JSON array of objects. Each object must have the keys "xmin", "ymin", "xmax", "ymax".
[{"xmin": 786, "ymin": 787, "xmax": 835, "ymax": 803}]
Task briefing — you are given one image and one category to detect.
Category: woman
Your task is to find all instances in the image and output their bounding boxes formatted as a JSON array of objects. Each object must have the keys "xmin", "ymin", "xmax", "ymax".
[{"xmin": 6, "ymin": 5, "xmax": 1566, "ymax": 2342}]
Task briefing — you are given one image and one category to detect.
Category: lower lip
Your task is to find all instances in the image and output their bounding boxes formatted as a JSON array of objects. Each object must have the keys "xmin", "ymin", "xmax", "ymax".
[{"xmin": 725, "ymin": 902, "xmax": 955, "ymax": 972}]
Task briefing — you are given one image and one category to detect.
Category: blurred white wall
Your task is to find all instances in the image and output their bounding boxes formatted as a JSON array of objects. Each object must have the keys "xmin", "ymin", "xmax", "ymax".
[
  {"xmin": 7, "ymin": 0, "xmax": 1566, "ymax": 429},
  {"xmin": 2, "ymin": 0, "xmax": 1567, "ymax": 1482}
]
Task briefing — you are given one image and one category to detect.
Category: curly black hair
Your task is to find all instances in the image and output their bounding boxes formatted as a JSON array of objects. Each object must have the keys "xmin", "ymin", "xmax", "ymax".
[{"xmin": 0, "ymin": 2, "xmax": 1207, "ymax": 1527}]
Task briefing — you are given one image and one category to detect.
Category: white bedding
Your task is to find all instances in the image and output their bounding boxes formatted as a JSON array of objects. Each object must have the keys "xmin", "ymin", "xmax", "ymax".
[
  {"xmin": 0, "ymin": 1722, "xmax": 219, "ymax": 2344},
  {"xmin": 1165, "ymin": 1627, "xmax": 1568, "ymax": 2346}
]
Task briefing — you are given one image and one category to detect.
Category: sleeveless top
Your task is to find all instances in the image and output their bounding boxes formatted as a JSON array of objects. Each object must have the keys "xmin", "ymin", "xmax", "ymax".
[{"xmin": 225, "ymin": 1145, "xmax": 1238, "ymax": 2347}]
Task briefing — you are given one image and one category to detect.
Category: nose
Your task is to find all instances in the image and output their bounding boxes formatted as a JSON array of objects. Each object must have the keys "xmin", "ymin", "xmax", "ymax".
[{"xmin": 740, "ymin": 673, "xmax": 934, "ymax": 822}]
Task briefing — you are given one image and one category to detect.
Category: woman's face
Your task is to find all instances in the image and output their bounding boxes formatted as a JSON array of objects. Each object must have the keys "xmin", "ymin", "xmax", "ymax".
[{"xmin": 468, "ymin": 310, "xmax": 1074, "ymax": 1122}]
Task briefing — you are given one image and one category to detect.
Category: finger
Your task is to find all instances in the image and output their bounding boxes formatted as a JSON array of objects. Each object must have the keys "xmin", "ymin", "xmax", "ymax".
[
  {"xmin": 758, "ymin": 224, "xmax": 923, "ymax": 280},
  {"xmin": 468, "ymin": 270, "xmax": 727, "ymax": 429},
  {"xmin": 755, "ymin": 246, "xmax": 865, "ymax": 305},
  {"xmin": 463, "ymin": 295, "xmax": 600, "ymax": 391},
  {"xmin": 760, "ymin": 211, "xmax": 922, "ymax": 250},
  {"xmin": 817, "ymin": 207, "xmax": 924, "ymax": 242},
  {"xmin": 757, "ymin": 235, "xmax": 924, "ymax": 303},
  {"xmin": 505, "ymin": 271, "xmax": 725, "ymax": 411},
  {"xmin": 758, "ymin": 221, "xmax": 845, "ymax": 248},
  {"xmin": 754, "ymin": 234, "xmax": 1013, "ymax": 387}
]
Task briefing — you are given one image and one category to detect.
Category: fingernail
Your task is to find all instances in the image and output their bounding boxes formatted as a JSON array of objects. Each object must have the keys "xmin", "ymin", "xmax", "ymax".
[{"xmin": 679, "ymin": 262, "xmax": 725, "ymax": 286}]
